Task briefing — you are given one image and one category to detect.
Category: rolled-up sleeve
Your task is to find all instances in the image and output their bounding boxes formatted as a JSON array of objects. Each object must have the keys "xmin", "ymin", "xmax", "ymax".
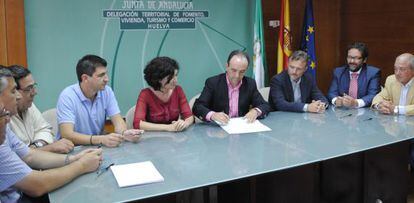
[{"xmin": 0, "ymin": 128, "xmax": 32, "ymax": 192}]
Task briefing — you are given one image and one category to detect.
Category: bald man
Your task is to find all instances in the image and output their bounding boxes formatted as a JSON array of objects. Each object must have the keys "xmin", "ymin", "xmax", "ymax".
[
  {"xmin": 192, "ymin": 50, "xmax": 271, "ymax": 203},
  {"xmin": 192, "ymin": 50, "xmax": 270, "ymax": 125},
  {"xmin": 372, "ymin": 53, "xmax": 414, "ymax": 115}
]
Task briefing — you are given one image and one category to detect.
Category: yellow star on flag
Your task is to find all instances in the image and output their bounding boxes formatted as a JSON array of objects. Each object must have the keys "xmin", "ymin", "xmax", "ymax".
[
  {"xmin": 307, "ymin": 26, "xmax": 314, "ymax": 34},
  {"xmin": 306, "ymin": 35, "xmax": 309, "ymax": 42},
  {"xmin": 310, "ymin": 61, "xmax": 316, "ymax": 69}
]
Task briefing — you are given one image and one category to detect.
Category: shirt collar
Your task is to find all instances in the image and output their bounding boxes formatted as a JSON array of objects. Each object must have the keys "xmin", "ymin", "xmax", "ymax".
[
  {"xmin": 74, "ymin": 83, "xmax": 101, "ymax": 102},
  {"xmin": 226, "ymin": 73, "xmax": 243, "ymax": 89},
  {"xmin": 290, "ymin": 77, "xmax": 301, "ymax": 84},
  {"xmin": 349, "ymin": 68, "xmax": 362, "ymax": 75},
  {"xmin": 402, "ymin": 78, "xmax": 414, "ymax": 88}
]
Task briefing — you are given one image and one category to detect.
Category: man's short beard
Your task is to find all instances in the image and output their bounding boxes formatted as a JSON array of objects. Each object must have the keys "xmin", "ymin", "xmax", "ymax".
[{"xmin": 348, "ymin": 63, "xmax": 365, "ymax": 72}]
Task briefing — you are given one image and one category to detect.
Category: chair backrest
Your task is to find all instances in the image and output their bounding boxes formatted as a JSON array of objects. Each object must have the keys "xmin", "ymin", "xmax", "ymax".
[
  {"xmin": 258, "ymin": 87, "xmax": 270, "ymax": 102},
  {"xmin": 125, "ymin": 105, "xmax": 136, "ymax": 129},
  {"xmin": 189, "ymin": 93, "xmax": 201, "ymax": 110},
  {"xmin": 188, "ymin": 93, "xmax": 202, "ymax": 123},
  {"xmin": 42, "ymin": 108, "xmax": 58, "ymax": 136}
]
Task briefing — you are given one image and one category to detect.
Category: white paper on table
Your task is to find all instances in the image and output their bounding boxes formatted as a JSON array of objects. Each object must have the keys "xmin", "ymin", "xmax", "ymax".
[
  {"xmin": 110, "ymin": 161, "xmax": 164, "ymax": 188},
  {"xmin": 220, "ymin": 117, "xmax": 271, "ymax": 134}
]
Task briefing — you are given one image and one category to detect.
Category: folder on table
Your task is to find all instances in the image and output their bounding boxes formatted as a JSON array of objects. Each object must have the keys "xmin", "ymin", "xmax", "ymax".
[{"xmin": 110, "ymin": 161, "xmax": 164, "ymax": 188}]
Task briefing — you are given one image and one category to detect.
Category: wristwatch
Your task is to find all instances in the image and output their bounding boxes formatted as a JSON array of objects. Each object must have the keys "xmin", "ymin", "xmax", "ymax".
[
  {"xmin": 31, "ymin": 140, "xmax": 47, "ymax": 148},
  {"xmin": 393, "ymin": 106, "xmax": 399, "ymax": 115}
]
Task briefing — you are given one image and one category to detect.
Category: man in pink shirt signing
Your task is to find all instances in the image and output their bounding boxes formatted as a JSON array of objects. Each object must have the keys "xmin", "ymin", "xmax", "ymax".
[{"xmin": 192, "ymin": 50, "xmax": 270, "ymax": 125}]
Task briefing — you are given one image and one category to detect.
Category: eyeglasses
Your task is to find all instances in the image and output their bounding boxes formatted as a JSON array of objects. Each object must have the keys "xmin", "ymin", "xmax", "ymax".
[
  {"xmin": 394, "ymin": 67, "xmax": 410, "ymax": 73},
  {"xmin": 347, "ymin": 56, "xmax": 363, "ymax": 61},
  {"xmin": 0, "ymin": 108, "xmax": 10, "ymax": 118},
  {"xmin": 19, "ymin": 83, "xmax": 37, "ymax": 93}
]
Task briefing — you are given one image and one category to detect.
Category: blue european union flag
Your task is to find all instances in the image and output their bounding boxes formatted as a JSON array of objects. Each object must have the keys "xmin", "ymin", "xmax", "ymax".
[{"xmin": 300, "ymin": 0, "xmax": 317, "ymax": 77}]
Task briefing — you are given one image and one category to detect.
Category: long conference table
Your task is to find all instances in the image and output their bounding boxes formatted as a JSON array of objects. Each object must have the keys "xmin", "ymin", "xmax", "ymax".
[{"xmin": 49, "ymin": 107, "xmax": 414, "ymax": 203}]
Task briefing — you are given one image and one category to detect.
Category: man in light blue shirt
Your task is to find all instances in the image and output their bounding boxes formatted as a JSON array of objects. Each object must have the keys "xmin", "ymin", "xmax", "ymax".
[
  {"xmin": 0, "ymin": 126, "xmax": 32, "ymax": 203},
  {"xmin": 57, "ymin": 55, "xmax": 143, "ymax": 147},
  {"xmin": 0, "ymin": 67, "xmax": 102, "ymax": 202}
]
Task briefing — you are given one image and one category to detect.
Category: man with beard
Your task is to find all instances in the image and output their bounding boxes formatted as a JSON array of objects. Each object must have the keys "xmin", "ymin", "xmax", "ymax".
[
  {"xmin": 9, "ymin": 65, "xmax": 75, "ymax": 153},
  {"xmin": 321, "ymin": 43, "xmax": 381, "ymax": 203},
  {"xmin": 327, "ymin": 42, "xmax": 381, "ymax": 108},
  {"xmin": 56, "ymin": 55, "xmax": 143, "ymax": 147}
]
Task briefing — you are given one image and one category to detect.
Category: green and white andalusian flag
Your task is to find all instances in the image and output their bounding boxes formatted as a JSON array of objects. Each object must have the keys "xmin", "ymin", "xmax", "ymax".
[{"xmin": 253, "ymin": 0, "xmax": 266, "ymax": 88}]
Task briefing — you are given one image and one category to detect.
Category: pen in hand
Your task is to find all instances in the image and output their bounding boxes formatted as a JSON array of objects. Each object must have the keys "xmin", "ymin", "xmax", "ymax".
[
  {"xmin": 212, "ymin": 112, "xmax": 229, "ymax": 125},
  {"xmin": 96, "ymin": 163, "xmax": 115, "ymax": 178}
]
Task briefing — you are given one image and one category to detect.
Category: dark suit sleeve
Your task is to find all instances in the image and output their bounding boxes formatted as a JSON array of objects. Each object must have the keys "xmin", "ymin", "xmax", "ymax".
[
  {"xmin": 360, "ymin": 69, "xmax": 381, "ymax": 107},
  {"xmin": 269, "ymin": 76, "xmax": 306, "ymax": 112},
  {"xmin": 250, "ymin": 81, "xmax": 270, "ymax": 119},
  {"xmin": 192, "ymin": 78, "xmax": 214, "ymax": 121},
  {"xmin": 327, "ymin": 70, "xmax": 339, "ymax": 103}
]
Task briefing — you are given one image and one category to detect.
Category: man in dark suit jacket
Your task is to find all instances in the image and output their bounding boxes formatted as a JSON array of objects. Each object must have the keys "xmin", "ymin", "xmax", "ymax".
[
  {"xmin": 327, "ymin": 42, "xmax": 381, "ymax": 108},
  {"xmin": 192, "ymin": 50, "xmax": 270, "ymax": 203},
  {"xmin": 269, "ymin": 50, "xmax": 327, "ymax": 113},
  {"xmin": 321, "ymin": 43, "xmax": 381, "ymax": 203},
  {"xmin": 192, "ymin": 50, "xmax": 270, "ymax": 125}
]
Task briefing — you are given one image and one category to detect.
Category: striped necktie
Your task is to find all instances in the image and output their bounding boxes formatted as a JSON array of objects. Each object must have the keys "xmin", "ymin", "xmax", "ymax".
[{"xmin": 349, "ymin": 72, "xmax": 358, "ymax": 99}]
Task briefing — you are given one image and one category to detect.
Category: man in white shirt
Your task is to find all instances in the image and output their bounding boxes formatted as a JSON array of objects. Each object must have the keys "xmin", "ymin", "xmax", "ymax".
[
  {"xmin": 0, "ymin": 66, "xmax": 102, "ymax": 202},
  {"xmin": 372, "ymin": 53, "xmax": 414, "ymax": 115},
  {"xmin": 9, "ymin": 65, "xmax": 74, "ymax": 153},
  {"xmin": 371, "ymin": 53, "xmax": 414, "ymax": 192}
]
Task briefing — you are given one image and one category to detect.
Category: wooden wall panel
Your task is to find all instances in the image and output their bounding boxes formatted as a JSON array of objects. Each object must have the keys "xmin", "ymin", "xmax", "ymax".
[
  {"xmin": 263, "ymin": 0, "xmax": 413, "ymax": 92},
  {"xmin": 0, "ymin": 0, "xmax": 26, "ymax": 67},
  {"xmin": 262, "ymin": 0, "xmax": 340, "ymax": 93},
  {"xmin": 340, "ymin": 0, "xmax": 414, "ymax": 85},
  {"xmin": 262, "ymin": 0, "xmax": 280, "ymax": 81},
  {"xmin": 4, "ymin": 0, "xmax": 26, "ymax": 67},
  {"xmin": 0, "ymin": 0, "xmax": 7, "ymax": 65},
  {"xmin": 313, "ymin": 0, "xmax": 341, "ymax": 93}
]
